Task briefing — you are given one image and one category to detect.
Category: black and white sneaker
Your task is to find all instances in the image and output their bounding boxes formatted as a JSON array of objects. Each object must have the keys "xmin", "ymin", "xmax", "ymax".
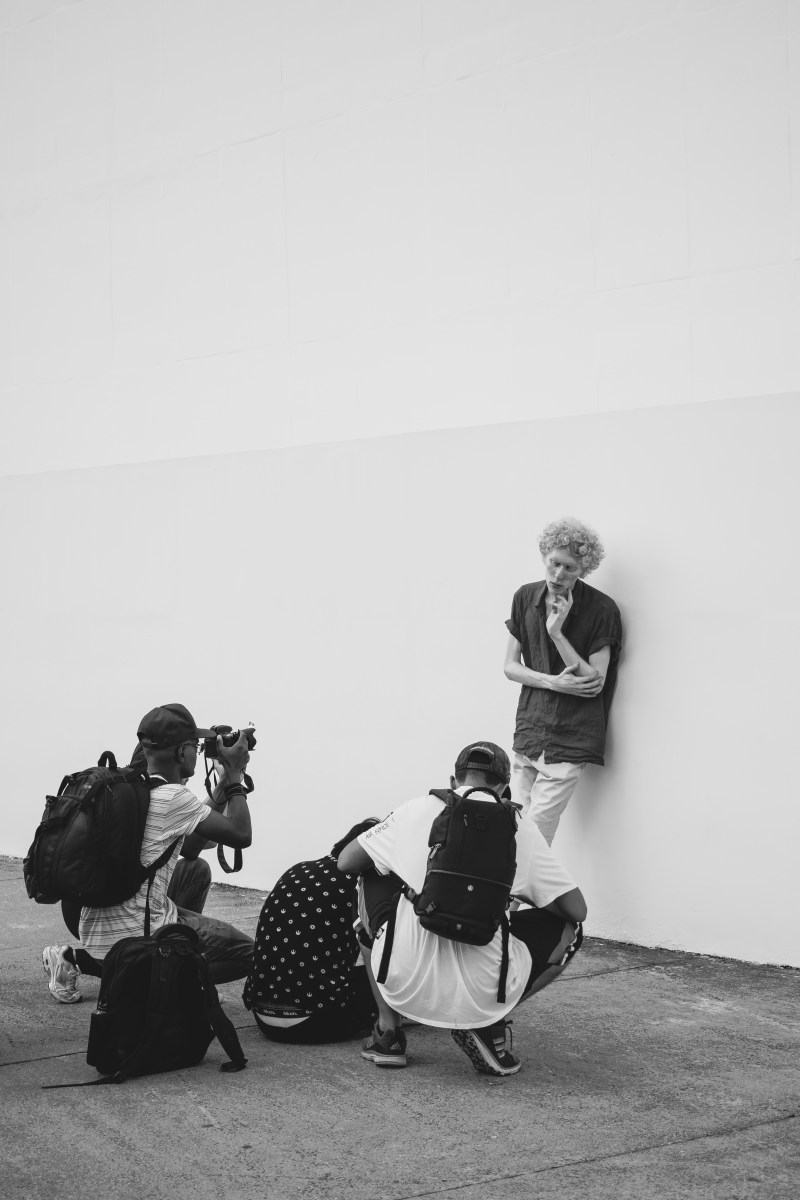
[
  {"xmin": 451, "ymin": 1020, "xmax": 520, "ymax": 1076},
  {"xmin": 361, "ymin": 1023, "xmax": 408, "ymax": 1068}
]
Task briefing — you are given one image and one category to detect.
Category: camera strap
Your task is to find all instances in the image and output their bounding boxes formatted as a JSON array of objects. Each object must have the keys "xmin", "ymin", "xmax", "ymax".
[
  {"xmin": 217, "ymin": 843, "xmax": 243, "ymax": 874},
  {"xmin": 202, "ymin": 759, "xmax": 251, "ymax": 874}
]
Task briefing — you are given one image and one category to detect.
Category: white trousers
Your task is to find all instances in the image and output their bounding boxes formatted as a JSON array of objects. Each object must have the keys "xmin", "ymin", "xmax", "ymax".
[{"xmin": 512, "ymin": 751, "xmax": 585, "ymax": 845}]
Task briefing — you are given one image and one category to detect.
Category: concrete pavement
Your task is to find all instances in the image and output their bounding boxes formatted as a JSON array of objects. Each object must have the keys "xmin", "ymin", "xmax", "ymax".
[{"xmin": 2, "ymin": 855, "xmax": 798, "ymax": 1200}]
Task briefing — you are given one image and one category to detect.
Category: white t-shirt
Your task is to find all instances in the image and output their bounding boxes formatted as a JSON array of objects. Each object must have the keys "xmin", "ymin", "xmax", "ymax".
[
  {"xmin": 79, "ymin": 783, "xmax": 209, "ymax": 959},
  {"xmin": 357, "ymin": 789, "xmax": 577, "ymax": 1029}
]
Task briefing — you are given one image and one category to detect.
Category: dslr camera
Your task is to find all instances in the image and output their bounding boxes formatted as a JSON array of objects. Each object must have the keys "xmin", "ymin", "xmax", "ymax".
[{"xmin": 202, "ymin": 724, "xmax": 257, "ymax": 759}]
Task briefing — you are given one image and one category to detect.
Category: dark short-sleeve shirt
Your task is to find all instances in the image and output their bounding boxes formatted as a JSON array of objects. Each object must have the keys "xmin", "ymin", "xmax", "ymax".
[{"xmin": 506, "ymin": 578, "xmax": 622, "ymax": 765}]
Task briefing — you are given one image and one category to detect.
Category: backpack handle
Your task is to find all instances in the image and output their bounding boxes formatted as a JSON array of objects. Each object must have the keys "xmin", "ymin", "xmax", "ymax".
[
  {"xmin": 460, "ymin": 786, "xmax": 507, "ymax": 806},
  {"xmin": 431, "ymin": 786, "xmax": 514, "ymax": 812},
  {"xmin": 97, "ymin": 750, "xmax": 118, "ymax": 771}
]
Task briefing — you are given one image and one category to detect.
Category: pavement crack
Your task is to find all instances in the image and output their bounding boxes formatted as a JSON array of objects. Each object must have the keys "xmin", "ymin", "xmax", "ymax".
[
  {"xmin": 1, "ymin": 1020, "xmax": 256, "ymax": 1070},
  {"xmin": 566, "ymin": 961, "xmax": 672, "ymax": 981},
  {"xmin": 389, "ymin": 1111, "xmax": 798, "ymax": 1199},
  {"xmin": 2, "ymin": 1049, "xmax": 88, "ymax": 1067}
]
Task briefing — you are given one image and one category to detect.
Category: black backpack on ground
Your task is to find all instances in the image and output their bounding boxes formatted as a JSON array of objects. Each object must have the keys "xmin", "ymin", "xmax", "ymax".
[
  {"xmin": 70, "ymin": 924, "xmax": 246, "ymax": 1085},
  {"xmin": 24, "ymin": 751, "xmax": 175, "ymax": 912},
  {"xmin": 377, "ymin": 787, "xmax": 518, "ymax": 1002}
]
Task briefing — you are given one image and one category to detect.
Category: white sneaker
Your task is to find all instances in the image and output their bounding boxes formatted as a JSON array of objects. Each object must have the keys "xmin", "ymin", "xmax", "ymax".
[{"xmin": 42, "ymin": 945, "xmax": 82, "ymax": 1004}]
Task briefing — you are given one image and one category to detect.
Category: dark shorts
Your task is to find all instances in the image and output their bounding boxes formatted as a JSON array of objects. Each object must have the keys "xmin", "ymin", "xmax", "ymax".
[
  {"xmin": 252, "ymin": 969, "xmax": 376, "ymax": 1044},
  {"xmin": 358, "ymin": 871, "xmax": 582, "ymax": 996},
  {"xmin": 510, "ymin": 905, "xmax": 583, "ymax": 994}
]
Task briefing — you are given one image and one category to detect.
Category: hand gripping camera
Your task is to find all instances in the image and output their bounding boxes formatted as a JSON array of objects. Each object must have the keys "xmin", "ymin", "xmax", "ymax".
[
  {"xmin": 201, "ymin": 725, "xmax": 257, "ymax": 877},
  {"xmin": 201, "ymin": 725, "xmax": 257, "ymax": 759}
]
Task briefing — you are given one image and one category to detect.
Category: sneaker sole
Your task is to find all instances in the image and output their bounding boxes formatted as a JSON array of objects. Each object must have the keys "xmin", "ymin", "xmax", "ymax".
[
  {"xmin": 360, "ymin": 1049, "xmax": 407, "ymax": 1068},
  {"xmin": 47, "ymin": 985, "xmax": 82, "ymax": 1004},
  {"xmin": 450, "ymin": 1029, "xmax": 520, "ymax": 1076}
]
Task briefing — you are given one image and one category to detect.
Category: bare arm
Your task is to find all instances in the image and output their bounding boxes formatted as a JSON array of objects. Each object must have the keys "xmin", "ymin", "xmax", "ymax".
[
  {"xmin": 548, "ymin": 638, "xmax": 610, "ymax": 696},
  {"xmin": 181, "ymin": 772, "xmax": 232, "ymax": 855},
  {"xmin": 542, "ymin": 886, "xmax": 587, "ymax": 924},
  {"xmin": 504, "ymin": 633, "xmax": 602, "ymax": 698},
  {"xmin": 545, "ymin": 590, "xmax": 610, "ymax": 696},
  {"xmin": 337, "ymin": 838, "xmax": 375, "ymax": 874},
  {"xmin": 535, "ymin": 588, "xmax": 611, "ymax": 698},
  {"xmin": 179, "ymin": 831, "xmax": 209, "ymax": 859}
]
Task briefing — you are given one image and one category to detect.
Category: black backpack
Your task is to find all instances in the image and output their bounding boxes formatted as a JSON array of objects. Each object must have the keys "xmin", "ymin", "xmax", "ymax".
[
  {"xmin": 24, "ymin": 751, "xmax": 174, "ymax": 912},
  {"xmin": 70, "ymin": 924, "xmax": 246, "ymax": 1085},
  {"xmin": 377, "ymin": 788, "xmax": 518, "ymax": 1002}
]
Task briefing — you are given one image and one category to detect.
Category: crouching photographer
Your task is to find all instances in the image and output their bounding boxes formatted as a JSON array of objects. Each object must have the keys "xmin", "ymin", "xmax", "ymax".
[{"xmin": 43, "ymin": 703, "xmax": 257, "ymax": 1005}]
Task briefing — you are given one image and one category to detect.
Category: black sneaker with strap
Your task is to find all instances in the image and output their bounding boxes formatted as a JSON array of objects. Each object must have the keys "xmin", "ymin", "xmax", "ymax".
[{"xmin": 450, "ymin": 1019, "xmax": 521, "ymax": 1076}]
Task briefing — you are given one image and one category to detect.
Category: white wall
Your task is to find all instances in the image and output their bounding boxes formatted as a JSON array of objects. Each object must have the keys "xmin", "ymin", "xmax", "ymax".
[
  {"xmin": 3, "ymin": 0, "xmax": 800, "ymax": 473},
  {"xmin": 2, "ymin": 2, "xmax": 799, "ymax": 964},
  {"xmin": 3, "ymin": 394, "xmax": 799, "ymax": 967}
]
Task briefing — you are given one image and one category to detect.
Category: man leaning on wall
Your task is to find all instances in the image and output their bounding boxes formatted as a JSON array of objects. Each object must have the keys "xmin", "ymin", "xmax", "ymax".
[{"xmin": 504, "ymin": 519, "xmax": 622, "ymax": 844}]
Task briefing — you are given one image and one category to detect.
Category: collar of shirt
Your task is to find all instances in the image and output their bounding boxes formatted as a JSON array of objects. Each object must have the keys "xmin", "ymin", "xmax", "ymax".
[{"xmin": 534, "ymin": 577, "xmax": 586, "ymax": 610}]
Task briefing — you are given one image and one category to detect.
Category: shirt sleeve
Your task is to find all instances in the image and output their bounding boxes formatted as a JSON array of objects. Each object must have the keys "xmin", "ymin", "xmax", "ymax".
[
  {"xmin": 356, "ymin": 809, "xmax": 401, "ymax": 877},
  {"xmin": 505, "ymin": 588, "xmax": 523, "ymax": 642},
  {"xmin": 355, "ymin": 797, "xmax": 433, "ymax": 889},
  {"xmin": 513, "ymin": 821, "xmax": 577, "ymax": 909},
  {"xmin": 585, "ymin": 600, "xmax": 623, "ymax": 661},
  {"xmin": 158, "ymin": 787, "xmax": 210, "ymax": 847}
]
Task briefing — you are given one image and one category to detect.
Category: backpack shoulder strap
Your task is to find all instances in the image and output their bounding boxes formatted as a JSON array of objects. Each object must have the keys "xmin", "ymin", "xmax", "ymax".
[
  {"xmin": 497, "ymin": 914, "xmax": 510, "ymax": 1004},
  {"xmin": 142, "ymin": 838, "xmax": 181, "ymax": 938},
  {"xmin": 138, "ymin": 776, "xmax": 187, "ymax": 936},
  {"xmin": 429, "ymin": 789, "xmax": 455, "ymax": 804},
  {"xmin": 376, "ymin": 894, "xmax": 403, "ymax": 986},
  {"xmin": 195, "ymin": 951, "xmax": 247, "ymax": 1072}
]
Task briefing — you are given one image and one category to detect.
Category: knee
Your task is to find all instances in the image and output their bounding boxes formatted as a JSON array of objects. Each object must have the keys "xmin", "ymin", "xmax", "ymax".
[
  {"xmin": 193, "ymin": 858, "xmax": 212, "ymax": 886},
  {"xmin": 178, "ymin": 857, "xmax": 211, "ymax": 886},
  {"xmin": 170, "ymin": 856, "xmax": 212, "ymax": 913}
]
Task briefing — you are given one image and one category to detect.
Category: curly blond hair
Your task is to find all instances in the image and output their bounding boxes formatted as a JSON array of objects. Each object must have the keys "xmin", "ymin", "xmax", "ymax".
[{"xmin": 538, "ymin": 518, "xmax": 605, "ymax": 577}]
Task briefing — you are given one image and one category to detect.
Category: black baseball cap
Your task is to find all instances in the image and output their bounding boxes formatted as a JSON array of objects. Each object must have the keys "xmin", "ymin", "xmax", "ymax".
[
  {"xmin": 137, "ymin": 703, "xmax": 216, "ymax": 748},
  {"xmin": 454, "ymin": 741, "xmax": 511, "ymax": 784}
]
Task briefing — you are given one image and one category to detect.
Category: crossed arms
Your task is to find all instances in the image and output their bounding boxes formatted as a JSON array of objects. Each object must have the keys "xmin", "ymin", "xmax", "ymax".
[{"xmin": 504, "ymin": 590, "xmax": 610, "ymax": 699}]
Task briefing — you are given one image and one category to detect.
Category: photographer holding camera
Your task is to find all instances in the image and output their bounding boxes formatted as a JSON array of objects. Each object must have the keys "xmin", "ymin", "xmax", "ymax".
[{"xmin": 43, "ymin": 703, "xmax": 256, "ymax": 1004}]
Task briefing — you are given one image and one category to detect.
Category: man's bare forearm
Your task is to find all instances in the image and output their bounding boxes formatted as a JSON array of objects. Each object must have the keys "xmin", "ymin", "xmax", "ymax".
[
  {"xmin": 504, "ymin": 656, "xmax": 600, "ymax": 697},
  {"xmin": 504, "ymin": 661, "xmax": 554, "ymax": 690},
  {"xmin": 548, "ymin": 632, "xmax": 597, "ymax": 677},
  {"xmin": 193, "ymin": 775, "xmax": 233, "ymax": 850}
]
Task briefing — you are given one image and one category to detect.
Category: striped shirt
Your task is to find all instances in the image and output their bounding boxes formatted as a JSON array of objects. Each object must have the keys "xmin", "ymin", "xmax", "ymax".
[{"xmin": 79, "ymin": 783, "xmax": 209, "ymax": 960}]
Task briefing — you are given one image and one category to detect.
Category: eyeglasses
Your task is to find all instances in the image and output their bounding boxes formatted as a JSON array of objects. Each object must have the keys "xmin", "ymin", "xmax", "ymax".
[{"xmin": 180, "ymin": 741, "xmax": 201, "ymax": 752}]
